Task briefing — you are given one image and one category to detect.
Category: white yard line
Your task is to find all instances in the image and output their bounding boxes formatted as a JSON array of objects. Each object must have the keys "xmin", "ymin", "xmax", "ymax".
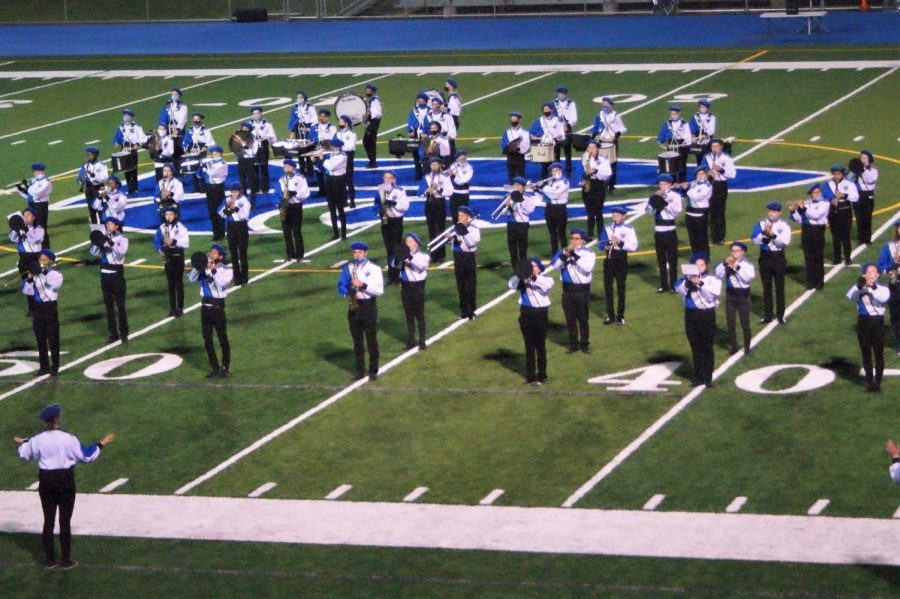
[
  {"xmin": 726, "ymin": 496, "xmax": 748, "ymax": 513},
  {"xmin": 403, "ymin": 487, "xmax": 429, "ymax": 503},
  {"xmin": 127, "ymin": 258, "xmax": 146, "ymax": 266},
  {"xmin": 807, "ymin": 499, "xmax": 830, "ymax": 516},
  {"xmin": 479, "ymin": 489, "xmax": 505, "ymax": 506},
  {"xmin": 248, "ymin": 482, "xmax": 277, "ymax": 498},
  {"xmin": 642, "ymin": 494, "xmax": 666, "ymax": 511},
  {"xmin": 47, "ymin": 139, "xmax": 62, "ymax": 145},
  {"xmin": 0, "ymin": 75, "xmax": 86, "ymax": 100},
  {"xmin": 98, "ymin": 478, "xmax": 129, "ymax": 493},
  {"xmin": 10, "ymin": 140, "xmax": 25, "ymax": 145},
  {"xmin": 324, "ymin": 484, "xmax": 352, "ymax": 500}
]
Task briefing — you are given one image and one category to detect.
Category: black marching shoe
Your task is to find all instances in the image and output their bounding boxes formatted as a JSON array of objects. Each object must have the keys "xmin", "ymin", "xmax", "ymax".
[
  {"xmin": 353, "ymin": 372, "xmax": 366, "ymax": 381},
  {"xmin": 603, "ymin": 317, "xmax": 616, "ymax": 325},
  {"xmin": 418, "ymin": 342, "xmax": 427, "ymax": 351},
  {"xmin": 566, "ymin": 346, "xmax": 579, "ymax": 354},
  {"xmin": 35, "ymin": 368, "xmax": 49, "ymax": 377},
  {"xmin": 50, "ymin": 366, "xmax": 59, "ymax": 377},
  {"xmin": 777, "ymin": 317, "xmax": 786, "ymax": 325},
  {"xmin": 617, "ymin": 318, "xmax": 625, "ymax": 326},
  {"xmin": 657, "ymin": 287, "xmax": 667, "ymax": 294},
  {"xmin": 168, "ymin": 309, "xmax": 176, "ymax": 317},
  {"xmin": 59, "ymin": 560, "xmax": 78, "ymax": 570},
  {"xmin": 759, "ymin": 318, "xmax": 772, "ymax": 324},
  {"xmin": 406, "ymin": 342, "xmax": 416, "ymax": 350},
  {"xmin": 106, "ymin": 335, "xmax": 119, "ymax": 344},
  {"xmin": 369, "ymin": 372, "xmax": 378, "ymax": 382},
  {"xmin": 121, "ymin": 335, "xmax": 129, "ymax": 344},
  {"xmin": 205, "ymin": 368, "xmax": 219, "ymax": 379},
  {"xmin": 581, "ymin": 345, "xmax": 591, "ymax": 354},
  {"xmin": 44, "ymin": 559, "xmax": 59, "ymax": 570},
  {"xmin": 220, "ymin": 367, "xmax": 229, "ymax": 378},
  {"xmin": 175, "ymin": 309, "xmax": 183, "ymax": 318}
]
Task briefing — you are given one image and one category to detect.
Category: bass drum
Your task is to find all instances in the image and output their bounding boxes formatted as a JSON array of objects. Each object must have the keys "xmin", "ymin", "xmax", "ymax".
[
  {"xmin": 111, "ymin": 151, "xmax": 137, "ymax": 173},
  {"xmin": 334, "ymin": 93, "xmax": 367, "ymax": 127}
]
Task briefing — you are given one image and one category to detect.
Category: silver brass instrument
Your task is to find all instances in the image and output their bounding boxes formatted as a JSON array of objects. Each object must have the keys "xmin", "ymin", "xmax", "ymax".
[
  {"xmin": 427, "ymin": 224, "xmax": 458, "ymax": 253},
  {"xmin": 278, "ymin": 177, "xmax": 289, "ymax": 222},
  {"xmin": 890, "ymin": 242, "xmax": 900, "ymax": 287},
  {"xmin": 491, "ymin": 193, "xmax": 513, "ymax": 222},
  {"xmin": 348, "ymin": 261, "xmax": 359, "ymax": 311}
]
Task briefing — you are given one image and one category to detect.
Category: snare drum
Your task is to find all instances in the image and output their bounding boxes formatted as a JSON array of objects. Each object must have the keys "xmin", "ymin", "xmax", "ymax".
[
  {"xmin": 111, "ymin": 151, "xmax": 137, "ymax": 173},
  {"xmin": 389, "ymin": 137, "xmax": 419, "ymax": 157},
  {"xmin": 570, "ymin": 134, "xmax": 591, "ymax": 152},
  {"xmin": 658, "ymin": 151, "xmax": 681, "ymax": 176},
  {"xmin": 598, "ymin": 143, "xmax": 617, "ymax": 164},
  {"xmin": 530, "ymin": 144, "xmax": 555, "ymax": 163},
  {"xmin": 180, "ymin": 151, "xmax": 205, "ymax": 175},
  {"xmin": 273, "ymin": 139, "xmax": 303, "ymax": 158}
]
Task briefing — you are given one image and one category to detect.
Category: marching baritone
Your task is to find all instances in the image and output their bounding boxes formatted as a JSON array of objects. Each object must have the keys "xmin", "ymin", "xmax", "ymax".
[
  {"xmin": 823, "ymin": 164, "xmax": 859, "ymax": 266},
  {"xmin": 530, "ymin": 103, "xmax": 566, "ymax": 179},
  {"xmin": 399, "ymin": 233, "xmax": 430, "ymax": 350},
  {"xmin": 149, "ymin": 122, "xmax": 175, "ymax": 182},
  {"xmin": 16, "ymin": 163, "xmax": 52, "ymax": 244},
  {"xmin": 335, "ymin": 114, "xmax": 358, "ymax": 207},
  {"xmin": 376, "ymin": 171, "xmax": 409, "ymax": 285},
  {"xmin": 319, "ymin": 137, "xmax": 349, "ymax": 240},
  {"xmin": 153, "ymin": 206, "xmax": 190, "ymax": 318},
  {"xmin": 789, "ymin": 183, "xmax": 829, "ymax": 291},
  {"xmin": 23, "ymin": 250, "xmax": 62, "ymax": 375},
  {"xmin": 591, "ymin": 97, "xmax": 626, "ymax": 193},
  {"xmin": 704, "ymin": 138, "xmax": 737, "ymax": 246},
  {"xmin": 9, "ymin": 207, "xmax": 45, "ymax": 316},
  {"xmin": 112, "ymin": 108, "xmax": 147, "ymax": 194},
  {"xmin": 188, "ymin": 244, "xmax": 233, "ymax": 378},
  {"xmin": 550, "ymin": 227, "xmax": 596, "ymax": 352},
  {"xmin": 363, "ymin": 83, "xmax": 382, "ymax": 168},
  {"xmin": 449, "ymin": 150, "xmax": 473, "ymax": 222},
  {"xmin": 646, "ymin": 174, "xmax": 683, "ymax": 293},
  {"xmin": 279, "ymin": 159, "xmax": 310, "ymax": 262},
  {"xmin": 601, "ymin": 208, "xmax": 638, "ymax": 326},
  {"xmin": 407, "ymin": 93, "xmax": 431, "ymax": 179},
  {"xmin": 552, "ymin": 86, "xmax": 577, "ymax": 177},
  {"xmin": 499, "ymin": 177, "xmax": 537, "ymax": 266},
  {"xmin": 159, "ymin": 87, "xmax": 187, "ymax": 165},
  {"xmin": 449, "ymin": 206, "xmax": 481, "ymax": 320},
  {"xmin": 419, "ymin": 157, "xmax": 454, "ymax": 262},
  {"xmin": 182, "ymin": 112, "xmax": 216, "ymax": 193},
  {"xmin": 425, "ymin": 96, "xmax": 457, "ymax": 156},
  {"xmin": 445, "ymin": 78, "xmax": 463, "ymax": 132},
  {"xmin": 92, "ymin": 176, "xmax": 127, "ymax": 225},
  {"xmin": 853, "ymin": 150, "xmax": 878, "ymax": 245},
  {"xmin": 656, "ymin": 105, "xmax": 692, "ymax": 183},
  {"xmin": 202, "ymin": 145, "xmax": 228, "ymax": 241},
  {"xmin": 288, "ymin": 91, "xmax": 317, "ymax": 177},
  {"xmin": 233, "ymin": 121, "xmax": 260, "ymax": 203},
  {"xmin": 542, "ymin": 162, "xmax": 571, "ymax": 257},
  {"xmin": 249, "ymin": 106, "xmax": 277, "ymax": 198},
  {"xmin": 681, "ymin": 166, "xmax": 712, "ymax": 255},
  {"xmin": 89, "ymin": 217, "xmax": 129, "ymax": 344},
  {"xmin": 218, "ymin": 182, "xmax": 251, "ymax": 287},
  {"xmin": 751, "ymin": 202, "xmax": 792, "ymax": 324},
  {"xmin": 509, "ymin": 257, "xmax": 554, "ymax": 386},
  {"xmin": 847, "ymin": 262, "xmax": 890, "ymax": 393},
  {"xmin": 689, "ymin": 99, "xmax": 716, "ymax": 166},
  {"xmin": 675, "ymin": 252, "xmax": 721, "ymax": 388},
  {"xmin": 877, "ymin": 221, "xmax": 900, "ymax": 355},
  {"xmin": 338, "ymin": 242, "xmax": 384, "ymax": 381},
  {"xmin": 581, "ymin": 140, "xmax": 612, "ymax": 239},
  {"xmin": 309, "ymin": 108, "xmax": 337, "ymax": 195},
  {"xmin": 155, "ymin": 162, "xmax": 184, "ymax": 222},
  {"xmin": 714, "ymin": 241, "xmax": 756, "ymax": 355},
  {"xmin": 502, "ymin": 111, "xmax": 531, "ymax": 183},
  {"xmin": 76, "ymin": 147, "xmax": 109, "ymax": 232},
  {"xmin": 422, "ymin": 122, "xmax": 452, "ymax": 169}
]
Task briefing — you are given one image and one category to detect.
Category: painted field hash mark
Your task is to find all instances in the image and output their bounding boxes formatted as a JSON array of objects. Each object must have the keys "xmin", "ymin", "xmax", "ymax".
[
  {"xmin": 726, "ymin": 497, "xmax": 748, "ymax": 513},
  {"xmin": 807, "ymin": 499, "xmax": 830, "ymax": 516},
  {"xmin": 642, "ymin": 494, "xmax": 666, "ymax": 511},
  {"xmin": 325, "ymin": 484, "xmax": 352, "ymax": 500},
  {"xmin": 248, "ymin": 482, "xmax": 277, "ymax": 498},
  {"xmin": 403, "ymin": 487, "xmax": 429, "ymax": 503}
]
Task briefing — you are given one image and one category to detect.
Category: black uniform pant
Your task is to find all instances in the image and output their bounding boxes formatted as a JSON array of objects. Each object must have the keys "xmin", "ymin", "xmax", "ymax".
[
  {"xmin": 686, "ymin": 211, "xmax": 710, "ymax": 255},
  {"xmin": 201, "ymin": 303, "xmax": 230, "ymax": 370},
  {"xmin": 18, "ymin": 252, "xmax": 39, "ymax": 313},
  {"xmin": 855, "ymin": 190, "xmax": 874, "ymax": 245},
  {"xmin": 401, "ymin": 281, "xmax": 426, "ymax": 346},
  {"xmin": 363, "ymin": 119, "xmax": 381, "ymax": 165},
  {"xmin": 32, "ymin": 202, "xmax": 50, "ymax": 248},
  {"xmin": 685, "ymin": 308, "xmax": 716, "ymax": 385},
  {"xmin": 33, "ymin": 300, "xmax": 60, "ymax": 371},
  {"xmin": 725, "ymin": 291, "xmax": 751, "ymax": 353},
  {"xmin": 413, "ymin": 150, "xmax": 424, "ymax": 180},
  {"xmin": 563, "ymin": 284, "xmax": 591, "ymax": 349},
  {"xmin": 381, "ymin": 216, "xmax": 404, "ymax": 284},
  {"xmin": 254, "ymin": 141, "xmax": 270, "ymax": 194},
  {"xmin": 164, "ymin": 252, "xmax": 185, "ymax": 312},
  {"xmin": 604, "ymin": 252, "xmax": 628, "ymax": 320},
  {"xmin": 38, "ymin": 468, "xmax": 76, "ymax": 562},
  {"xmin": 85, "ymin": 185, "xmax": 102, "ymax": 228},
  {"xmin": 654, "ymin": 230, "xmax": 679, "ymax": 290},
  {"xmin": 206, "ymin": 183, "xmax": 226, "ymax": 240},
  {"xmin": 345, "ymin": 151, "xmax": 356, "ymax": 204},
  {"xmin": 584, "ymin": 180, "xmax": 607, "ymax": 239},
  {"xmin": 556, "ymin": 134, "xmax": 573, "ymax": 175},
  {"xmin": 519, "ymin": 306, "xmax": 549, "ymax": 382},
  {"xmin": 425, "ymin": 198, "xmax": 447, "ymax": 262},
  {"xmin": 506, "ymin": 222, "xmax": 529, "ymax": 266},
  {"xmin": 890, "ymin": 294, "xmax": 900, "ymax": 342},
  {"xmin": 454, "ymin": 251, "xmax": 477, "ymax": 318},
  {"xmin": 677, "ymin": 146, "xmax": 689, "ymax": 183},
  {"xmin": 326, "ymin": 175, "xmax": 347, "ymax": 239},
  {"xmin": 450, "ymin": 188, "xmax": 469, "ymax": 223},
  {"xmin": 759, "ymin": 251, "xmax": 786, "ymax": 320},
  {"xmin": 709, "ymin": 181, "xmax": 729, "ymax": 244},
  {"xmin": 237, "ymin": 158, "xmax": 259, "ymax": 198},
  {"xmin": 506, "ymin": 153, "xmax": 525, "ymax": 183},
  {"xmin": 226, "ymin": 222, "xmax": 249, "ymax": 285},
  {"xmin": 608, "ymin": 137, "xmax": 620, "ymax": 190},
  {"xmin": 545, "ymin": 204, "xmax": 568, "ymax": 257},
  {"xmin": 282, "ymin": 203, "xmax": 304, "ymax": 260},
  {"xmin": 349, "ymin": 299, "xmax": 378, "ymax": 376},
  {"xmin": 124, "ymin": 151, "xmax": 139, "ymax": 193},
  {"xmin": 829, "ymin": 206, "xmax": 853, "ymax": 264},
  {"xmin": 858, "ymin": 314, "xmax": 885, "ymax": 386},
  {"xmin": 801, "ymin": 225, "xmax": 826, "ymax": 290},
  {"xmin": 101, "ymin": 271, "xmax": 128, "ymax": 339}
]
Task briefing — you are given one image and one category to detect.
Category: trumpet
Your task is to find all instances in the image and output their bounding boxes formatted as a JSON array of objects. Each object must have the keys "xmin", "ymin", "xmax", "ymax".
[{"xmin": 427, "ymin": 224, "xmax": 459, "ymax": 253}]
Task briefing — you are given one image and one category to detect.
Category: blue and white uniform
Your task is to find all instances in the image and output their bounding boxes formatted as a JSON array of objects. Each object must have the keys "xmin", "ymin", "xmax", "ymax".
[
  {"xmin": 188, "ymin": 261, "xmax": 233, "ymax": 299},
  {"xmin": 338, "ymin": 257, "xmax": 384, "ymax": 301},
  {"xmin": 92, "ymin": 188, "xmax": 128, "ymax": 223},
  {"xmin": 182, "ymin": 123, "xmax": 215, "ymax": 150},
  {"xmin": 400, "ymin": 249, "xmax": 429, "ymax": 283},
  {"xmin": 552, "ymin": 245, "xmax": 596, "ymax": 285},
  {"xmin": 509, "ymin": 272, "xmax": 554, "ymax": 308},
  {"xmin": 9, "ymin": 223, "xmax": 44, "ymax": 254},
  {"xmin": 18, "ymin": 430, "xmax": 102, "ymax": 468},
  {"xmin": 751, "ymin": 217, "xmax": 792, "ymax": 253},
  {"xmin": 288, "ymin": 101, "xmax": 317, "ymax": 136},
  {"xmin": 501, "ymin": 125, "xmax": 530, "ymax": 155},
  {"xmin": 847, "ymin": 280, "xmax": 890, "ymax": 316}
]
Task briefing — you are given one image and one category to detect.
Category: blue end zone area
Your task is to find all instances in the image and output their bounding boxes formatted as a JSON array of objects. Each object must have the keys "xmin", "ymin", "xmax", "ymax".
[{"xmin": 2, "ymin": 13, "xmax": 898, "ymax": 57}]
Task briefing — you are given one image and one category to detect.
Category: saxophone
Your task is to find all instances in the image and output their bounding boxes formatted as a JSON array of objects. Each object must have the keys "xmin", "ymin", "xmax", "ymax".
[
  {"xmin": 348, "ymin": 262, "xmax": 359, "ymax": 311},
  {"xmin": 278, "ymin": 177, "xmax": 289, "ymax": 222},
  {"xmin": 162, "ymin": 224, "xmax": 172, "ymax": 264},
  {"xmin": 890, "ymin": 241, "xmax": 900, "ymax": 289}
]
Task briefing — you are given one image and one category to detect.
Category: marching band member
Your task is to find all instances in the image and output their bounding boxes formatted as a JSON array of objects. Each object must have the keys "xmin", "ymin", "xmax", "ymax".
[
  {"xmin": 423, "ymin": 122, "xmax": 452, "ymax": 168},
  {"xmin": 16, "ymin": 163, "xmax": 52, "ymax": 247},
  {"xmin": 279, "ymin": 159, "xmax": 309, "ymax": 262},
  {"xmin": 646, "ymin": 174, "xmax": 683, "ymax": 293},
  {"xmin": 675, "ymin": 252, "xmax": 721, "ymax": 387},
  {"xmin": 188, "ymin": 243, "xmax": 233, "ymax": 378},
  {"xmin": 362, "ymin": 83, "xmax": 382, "ymax": 168},
  {"xmin": 22, "ymin": 250, "xmax": 62, "ymax": 376},
  {"xmin": 150, "ymin": 123, "xmax": 175, "ymax": 182},
  {"xmin": 501, "ymin": 111, "xmax": 530, "ymax": 183},
  {"xmin": 704, "ymin": 138, "xmax": 736, "ymax": 246},
  {"xmin": 288, "ymin": 91, "xmax": 317, "ymax": 177},
  {"xmin": 509, "ymin": 257, "xmax": 554, "ymax": 386},
  {"xmin": 335, "ymin": 115, "xmax": 358, "ymax": 207},
  {"xmin": 445, "ymin": 79, "xmax": 462, "ymax": 132},
  {"xmin": 541, "ymin": 162, "xmax": 570, "ymax": 257},
  {"xmin": 92, "ymin": 176, "xmax": 127, "ymax": 225},
  {"xmin": 824, "ymin": 165, "xmax": 859, "ymax": 266},
  {"xmin": 530, "ymin": 103, "xmax": 566, "ymax": 179},
  {"xmin": 425, "ymin": 96, "xmax": 457, "ymax": 156},
  {"xmin": 218, "ymin": 182, "xmax": 251, "ymax": 287},
  {"xmin": 601, "ymin": 209, "xmax": 638, "ymax": 326},
  {"xmin": 9, "ymin": 208, "xmax": 45, "ymax": 316},
  {"xmin": 591, "ymin": 97, "xmax": 626, "ymax": 192},
  {"xmin": 76, "ymin": 147, "xmax": 108, "ymax": 232},
  {"xmin": 500, "ymin": 177, "xmax": 537, "ymax": 266},
  {"xmin": 552, "ymin": 86, "xmax": 577, "ymax": 177},
  {"xmin": 449, "ymin": 150, "xmax": 473, "ymax": 223},
  {"xmin": 249, "ymin": 107, "xmax": 277, "ymax": 196},
  {"xmin": 399, "ymin": 232, "xmax": 430, "ymax": 350},
  {"xmin": 551, "ymin": 227, "xmax": 596, "ymax": 352},
  {"xmin": 449, "ymin": 206, "xmax": 480, "ymax": 320},
  {"xmin": 202, "ymin": 145, "xmax": 228, "ymax": 241},
  {"xmin": 309, "ymin": 109, "xmax": 336, "ymax": 195},
  {"xmin": 714, "ymin": 241, "xmax": 756, "ymax": 355},
  {"xmin": 153, "ymin": 206, "xmax": 189, "ymax": 318},
  {"xmin": 111, "ymin": 108, "xmax": 147, "ymax": 194},
  {"xmin": 681, "ymin": 166, "xmax": 712, "ymax": 254},
  {"xmin": 155, "ymin": 162, "xmax": 184, "ymax": 223},
  {"xmin": 159, "ymin": 87, "xmax": 187, "ymax": 166},
  {"xmin": 320, "ymin": 137, "xmax": 349, "ymax": 240},
  {"xmin": 233, "ymin": 122, "xmax": 260, "ymax": 204},
  {"xmin": 338, "ymin": 242, "xmax": 384, "ymax": 381},
  {"xmin": 854, "ymin": 150, "xmax": 878, "ymax": 245},
  {"xmin": 789, "ymin": 184, "xmax": 829, "ymax": 290},
  {"xmin": 419, "ymin": 157, "xmax": 454, "ymax": 262},
  {"xmin": 14, "ymin": 404, "xmax": 114, "ymax": 570},
  {"xmin": 90, "ymin": 217, "xmax": 129, "ymax": 344},
  {"xmin": 182, "ymin": 112, "xmax": 216, "ymax": 193},
  {"xmin": 751, "ymin": 202, "xmax": 792, "ymax": 324},
  {"xmin": 581, "ymin": 140, "xmax": 612, "ymax": 238},
  {"xmin": 656, "ymin": 105, "xmax": 692, "ymax": 182},
  {"xmin": 847, "ymin": 262, "xmax": 890, "ymax": 393},
  {"xmin": 407, "ymin": 93, "xmax": 431, "ymax": 179},
  {"xmin": 877, "ymin": 221, "xmax": 900, "ymax": 356},
  {"xmin": 376, "ymin": 171, "xmax": 409, "ymax": 285},
  {"xmin": 689, "ymin": 100, "xmax": 716, "ymax": 166}
]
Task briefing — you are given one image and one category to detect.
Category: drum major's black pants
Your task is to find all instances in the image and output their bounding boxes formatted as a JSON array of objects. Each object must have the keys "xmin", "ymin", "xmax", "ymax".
[{"xmin": 39, "ymin": 467, "xmax": 76, "ymax": 563}]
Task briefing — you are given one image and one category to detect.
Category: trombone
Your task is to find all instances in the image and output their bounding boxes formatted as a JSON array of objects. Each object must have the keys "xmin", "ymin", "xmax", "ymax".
[
  {"xmin": 491, "ymin": 193, "xmax": 513, "ymax": 222},
  {"xmin": 426, "ymin": 224, "xmax": 457, "ymax": 253}
]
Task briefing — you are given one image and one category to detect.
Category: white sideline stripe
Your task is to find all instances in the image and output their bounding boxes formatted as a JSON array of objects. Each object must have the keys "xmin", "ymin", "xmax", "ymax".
[
  {"xmin": 853, "ymin": 135, "xmax": 864, "ymax": 141},
  {"xmin": 808, "ymin": 499, "xmax": 830, "ymax": 516},
  {"xmin": 437, "ymin": 260, "xmax": 453, "ymax": 269},
  {"xmin": 128, "ymin": 258, "xmax": 146, "ymax": 265},
  {"xmin": 84, "ymin": 139, "xmax": 100, "ymax": 144},
  {"xmin": 809, "ymin": 136, "xmax": 821, "ymax": 142},
  {"xmin": 47, "ymin": 139, "xmax": 62, "ymax": 145},
  {"xmin": 26, "ymin": 482, "xmax": 38, "ymax": 491},
  {"xmin": 98, "ymin": 478, "xmax": 129, "ymax": 493},
  {"xmin": 642, "ymin": 494, "xmax": 666, "ymax": 511},
  {"xmin": 325, "ymin": 484, "xmax": 352, "ymax": 500},
  {"xmin": 403, "ymin": 487, "xmax": 429, "ymax": 503},
  {"xmin": 479, "ymin": 489, "xmax": 505, "ymax": 506},
  {"xmin": 726, "ymin": 496, "xmax": 748, "ymax": 513},
  {"xmin": 561, "ymin": 207, "xmax": 900, "ymax": 509},
  {"xmin": 10, "ymin": 140, "xmax": 25, "ymax": 145},
  {"xmin": 735, "ymin": 68, "xmax": 897, "ymax": 162},
  {"xmin": 0, "ymin": 240, "xmax": 91, "ymax": 278},
  {"xmin": 248, "ymin": 482, "xmax": 277, "ymax": 498},
  {"xmin": 0, "ymin": 75, "xmax": 85, "ymax": 100}
]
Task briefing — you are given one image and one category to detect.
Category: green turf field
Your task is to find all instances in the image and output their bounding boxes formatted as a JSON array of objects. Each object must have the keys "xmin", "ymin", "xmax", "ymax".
[{"xmin": 1, "ymin": 47, "xmax": 899, "ymax": 596}]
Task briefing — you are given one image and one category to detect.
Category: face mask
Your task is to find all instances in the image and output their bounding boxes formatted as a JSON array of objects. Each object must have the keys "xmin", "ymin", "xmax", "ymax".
[
  {"xmin": 543, "ymin": 112, "xmax": 552, "ymax": 118},
  {"xmin": 193, "ymin": 121, "xmax": 201, "ymax": 126},
  {"xmin": 557, "ymin": 95, "xmax": 565, "ymax": 101},
  {"xmin": 171, "ymin": 95, "xmax": 179, "ymax": 102},
  {"xmin": 123, "ymin": 116, "xmax": 132, "ymax": 123},
  {"xmin": 601, "ymin": 106, "xmax": 611, "ymax": 114},
  {"xmin": 510, "ymin": 120, "xmax": 519, "ymax": 126},
  {"xmin": 297, "ymin": 99, "xmax": 305, "ymax": 106}
]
